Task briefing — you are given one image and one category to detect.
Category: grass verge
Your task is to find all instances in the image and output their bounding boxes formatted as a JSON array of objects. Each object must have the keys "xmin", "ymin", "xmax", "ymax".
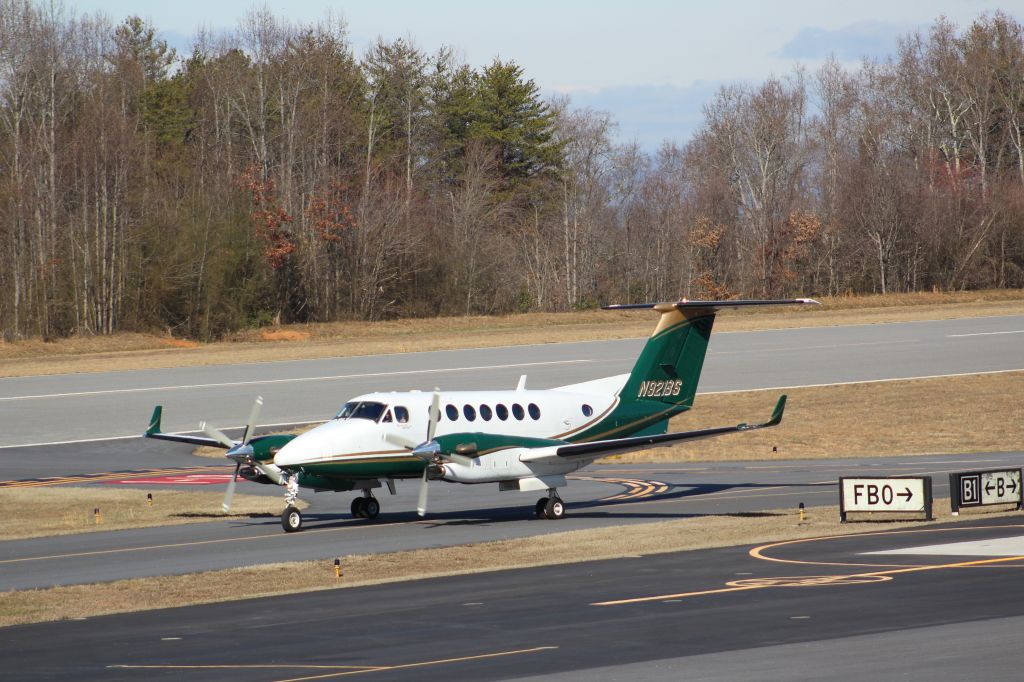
[
  {"xmin": 616, "ymin": 369, "xmax": 1024, "ymax": 462},
  {"xmin": 2, "ymin": 289, "xmax": 1022, "ymax": 377},
  {"xmin": 0, "ymin": 488, "xmax": 300, "ymax": 542},
  {"xmin": 3, "ymin": 497, "xmax": 1019, "ymax": 627}
]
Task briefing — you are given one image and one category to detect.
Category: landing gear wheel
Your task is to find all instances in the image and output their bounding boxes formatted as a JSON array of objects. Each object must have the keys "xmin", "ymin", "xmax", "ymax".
[
  {"xmin": 363, "ymin": 497, "xmax": 380, "ymax": 519},
  {"xmin": 535, "ymin": 497, "xmax": 549, "ymax": 518},
  {"xmin": 351, "ymin": 497, "xmax": 367, "ymax": 519},
  {"xmin": 281, "ymin": 505, "xmax": 303, "ymax": 532},
  {"xmin": 544, "ymin": 497, "xmax": 565, "ymax": 520}
]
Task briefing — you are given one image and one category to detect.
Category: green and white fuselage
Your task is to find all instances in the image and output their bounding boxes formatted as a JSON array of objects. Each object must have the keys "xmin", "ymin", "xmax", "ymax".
[{"xmin": 274, "ymin": 376, "xmax": 631, "ymax": 488}]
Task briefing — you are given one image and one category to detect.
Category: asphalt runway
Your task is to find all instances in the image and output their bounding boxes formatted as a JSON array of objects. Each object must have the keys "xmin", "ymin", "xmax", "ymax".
[
  {"xmin": 6, "ymin": 515, "xmax": 1024, "ymax": 681},
  {"xmin": 1, "ymin": 314, "xmax": 1022, "ymax": 446},
  {"xmin": 3, "ymin": 452, "xmax": 1023, "ymax": 591}
]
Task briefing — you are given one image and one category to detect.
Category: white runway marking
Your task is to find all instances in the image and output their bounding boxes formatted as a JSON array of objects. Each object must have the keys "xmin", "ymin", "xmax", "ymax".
[
  {"xmin": 0, "ymin": 359, "xmax": 591, "ymax": 402},
  {"xmin": 948, "ymin": 330, "xmax": 1024, "ymax": 337},
  {"xmin": 867, "ymin": 535, "xmax": 1024, "ymax": 557}
]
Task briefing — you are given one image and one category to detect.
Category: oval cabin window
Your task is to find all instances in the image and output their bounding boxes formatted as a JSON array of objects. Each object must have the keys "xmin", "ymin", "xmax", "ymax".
[
  {"xmin": 528, "ymin": 403, "xmax": 541, "ymax": 420},
  {"xmin": 463, "ymin": 404, "xmax": 476, "ymax": 422},
  {"xmin": 480, "ymin": 404, "xmax": 493, "ymax": 421},
  {"xmin": 512, "ymin": 404, "xmax": 525, "ymax": 420},
  {"xmin": 496, "ymin": 404, "xmax": 509, "ymax": 421},
  {"xmin": 445, "ymin": 404, "xmax": 458, "ymax": 421}
]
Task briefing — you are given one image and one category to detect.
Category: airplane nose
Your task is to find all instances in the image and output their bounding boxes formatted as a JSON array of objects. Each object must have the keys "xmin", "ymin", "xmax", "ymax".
[
  {"xmin": 272, "ymin": 420, "xmax": 346, "ymax": 468},
  {"xmin": 272, "ymin": 439, "xmax": 302, "ymax": 468}
]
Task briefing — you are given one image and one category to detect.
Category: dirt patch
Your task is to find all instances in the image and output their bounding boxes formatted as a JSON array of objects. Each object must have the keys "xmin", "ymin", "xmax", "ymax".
[
  {"xmin": 160, "ymin": 338, "xmax": 199, "ymax": 349},
  {"xmin": 259, "ymin": 330, "xmax": 311, "ymax": 342},
  {"xmin": 0, "ymin": 488, "xmax": 300, "ymax": 541},
  {"xmin": 2, "ymin": 497, "xmax": 1015, "ymax": 627},
  {"xmin": 1, "ymin": 290, "xmax": 1021, "ymax": 377}
]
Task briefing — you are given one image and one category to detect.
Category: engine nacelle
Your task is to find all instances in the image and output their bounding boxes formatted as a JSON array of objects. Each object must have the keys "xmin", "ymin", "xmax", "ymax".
[{"xmin": 239, "ymin": 466, "xmax": 274, "ymax": 485}]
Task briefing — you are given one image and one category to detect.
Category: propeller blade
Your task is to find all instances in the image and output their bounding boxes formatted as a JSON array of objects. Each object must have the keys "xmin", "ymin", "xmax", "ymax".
[
  {"xmin": 416, "ymin": 467, "xmax": 429, "ymax": 517},
  {"xmin": 242, "ymin": 396, "xmax": 263, "ymax": 445},
  {"xmin": 222, "ymin": 463, "xmax": 240, "ymax": 513},
  {"xmin": 384, "ymin": 433, "xmax": 420, "ymax": 450},
  {"xmin": 201, "ymin": 422, "xmax": 236, "ymax": 449},
  {"xmin": 426, "ymin": 388, "xmax": 441, "ymax": 442}
]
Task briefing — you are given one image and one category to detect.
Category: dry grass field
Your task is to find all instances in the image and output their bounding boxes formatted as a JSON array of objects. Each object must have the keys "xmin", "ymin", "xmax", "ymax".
[
  {"xmin": 1, "ymin": 289, "xmax": 1022, "ymax": 377},
  {"xmin": 617, "ymin": 370, "xmax": 1024, "ymax": 462}
]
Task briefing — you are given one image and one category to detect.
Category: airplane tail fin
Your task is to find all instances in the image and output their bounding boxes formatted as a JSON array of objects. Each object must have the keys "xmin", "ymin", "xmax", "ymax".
[{"xmin": 604, "ymin": 299, "xmax": 817, "ymax": 410}]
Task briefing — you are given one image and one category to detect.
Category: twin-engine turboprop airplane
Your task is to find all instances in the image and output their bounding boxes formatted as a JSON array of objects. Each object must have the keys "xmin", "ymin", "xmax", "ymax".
[{"xmin": 145, "ymin": 298, "xmax": 817, "ymax": 532}]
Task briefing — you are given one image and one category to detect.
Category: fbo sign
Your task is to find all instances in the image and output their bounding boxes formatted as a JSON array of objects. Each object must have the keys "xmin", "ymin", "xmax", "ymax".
[{"xmin": 839, "ymin": 477, "xmax": 932, "ymax": 522}]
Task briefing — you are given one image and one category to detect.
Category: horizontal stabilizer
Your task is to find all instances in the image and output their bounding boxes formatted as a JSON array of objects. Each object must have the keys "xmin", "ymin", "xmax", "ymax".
[{"xmin": 602, "ymin": 298, "xmax": 819, "ymax": 311}]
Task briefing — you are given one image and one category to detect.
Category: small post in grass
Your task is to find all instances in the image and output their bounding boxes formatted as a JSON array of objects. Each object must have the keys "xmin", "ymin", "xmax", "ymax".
[
  {"xmin": 147, "ymin": 493, "xmax": 153, "ymax": 507},
  {"xmin": 334, "ymin": 558, "xmax": 342, "ymax": 579},
  {"xmin": 799, "ymin": 502, "xmax": 805, "ymax": 522},
  {"xmin": 94, "ymin": 507, "xmax": 101, "ymax": 524}
]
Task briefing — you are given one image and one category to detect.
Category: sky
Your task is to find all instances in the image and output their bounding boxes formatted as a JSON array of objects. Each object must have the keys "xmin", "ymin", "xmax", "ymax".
[{"xmin": 71, "ymin": 0, "xmax": 1023, "ymax": 151}]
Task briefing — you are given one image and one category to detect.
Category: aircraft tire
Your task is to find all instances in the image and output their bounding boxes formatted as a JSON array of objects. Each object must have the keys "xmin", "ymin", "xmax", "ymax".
[
  {"xmin": 282, "ymin": 505, "xmax": 303, "ymax": 532},
  {"xmin": 351, "ymin": 498, "xmax": 366, "ymax": 518},
  {"xmin": 364, "ymin": 497, "xmax": 380, "ymax": 519},
  {"xmin": 535, "ymin": 497, "xmax": 549, "ymax": 518},
  {"xmin": 544, "ymin": 498, "xmax": 565, "ymax": 520}
]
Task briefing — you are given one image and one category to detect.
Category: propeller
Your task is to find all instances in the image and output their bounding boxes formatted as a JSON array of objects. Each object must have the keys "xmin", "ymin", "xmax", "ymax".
[
  {"xmin": 416, "ymin": 389, "xmax": 442, "ymax": 517},
  {"xmin": 199, "ymin": 396, "xmax": 263, "ymax": 513},
  {"xmin": 380, "ymin": 388, "xmax": 476, "ymax": 517}
]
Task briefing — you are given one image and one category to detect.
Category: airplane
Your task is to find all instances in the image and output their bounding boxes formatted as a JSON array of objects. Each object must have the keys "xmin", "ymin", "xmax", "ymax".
[{"xmin": 145, "ymin": 298, "xmax": 818, "ymax": 532}]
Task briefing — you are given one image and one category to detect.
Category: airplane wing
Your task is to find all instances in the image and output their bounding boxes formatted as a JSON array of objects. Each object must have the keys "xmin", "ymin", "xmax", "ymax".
[
  {"xmin": 520, "ymin": 395, "xmax": 786, "ymax": 463},
  {"xmin": 142, "ymin": 405, "xmax": 228, "ymax": 448}
]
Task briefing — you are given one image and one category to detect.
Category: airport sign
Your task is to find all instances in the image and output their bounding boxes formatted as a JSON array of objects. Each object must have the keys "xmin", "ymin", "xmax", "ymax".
[
  {"xmin": 949, "ymin": 468, "xmax": 1023, "ymax": 514},
  {"xmin": 839, "ymin": 476, "xmax": 933, "ymax": 522}
]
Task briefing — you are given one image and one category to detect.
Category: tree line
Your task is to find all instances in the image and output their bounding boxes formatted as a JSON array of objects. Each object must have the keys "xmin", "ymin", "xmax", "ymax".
[{"xmin": 1, "ymin": 3, "xmax": 1022, "ymax": 340}]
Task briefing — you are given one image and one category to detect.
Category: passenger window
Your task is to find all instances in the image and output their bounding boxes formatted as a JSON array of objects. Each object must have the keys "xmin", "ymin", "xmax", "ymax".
[
  {"xmin": 480, "ymin": 404, "xmax": 493, "ymax": 421},
  {"xmin": 512, "ymin": 403, "xmax": 525, "ymax": 420},
  {"xmin": 496, "ymin": 404, "xmax": 509, "ymax": 421},
  {"xmin": 582, "ymin": 404, "xmax": 593, "ymax": 417},
  {"xmin": 463, "ymin": 404, "xmax": 476, "ymax": 422},
  {"xmin": 528, "ymin": 403, "xmax": 541, "ymax": 420},
  {"xmin": 395, "ymin": 406, "xmax": 409, "ymax": 423},
  {"xmin": 445, "ymin": 404, "xmax": 459, "ymax": 421}
]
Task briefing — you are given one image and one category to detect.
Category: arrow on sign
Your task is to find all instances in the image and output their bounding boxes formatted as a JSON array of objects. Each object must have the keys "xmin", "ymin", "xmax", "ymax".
[
  {"xmin": 898, "ymin": 487, "xmax": 914, "ymax": 502},
  {"xmin": 986, "ymin": 481, "xmax": 995, "ymax": 495},
  {"xmin": 1010, "ymin": 479, "xmax": 1018, "ymax": 494}
]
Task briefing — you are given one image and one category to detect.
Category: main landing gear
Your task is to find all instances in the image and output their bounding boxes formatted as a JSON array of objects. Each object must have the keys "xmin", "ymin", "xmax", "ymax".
[
  {"xmin": 534, "ymin": 489, "xmax": 566, "ymax": 520},
  {"xmin": 351, "ymin": 491, "xmax": 381, "ymax": 520}
]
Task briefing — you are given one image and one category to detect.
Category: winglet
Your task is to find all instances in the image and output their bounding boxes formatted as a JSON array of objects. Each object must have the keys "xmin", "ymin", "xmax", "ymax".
[
  {"xmin": 145, "ymin": 406, "xmax": 163, "ymax": 437},
  {"xmin": 767, "ymin": 395, "xmax": 787, "ymax": 427}
]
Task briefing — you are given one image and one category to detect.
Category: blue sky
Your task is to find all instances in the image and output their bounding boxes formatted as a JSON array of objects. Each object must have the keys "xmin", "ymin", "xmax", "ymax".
[{"xmin": 72, "ymin": 0, "xmax": 1021, "ymax": 151}]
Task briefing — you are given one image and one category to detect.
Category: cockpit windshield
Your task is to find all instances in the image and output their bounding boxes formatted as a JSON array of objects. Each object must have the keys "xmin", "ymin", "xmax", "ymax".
[{"xmin": 334, "ymin": 401, "xmax": 388, "ymax": 422}]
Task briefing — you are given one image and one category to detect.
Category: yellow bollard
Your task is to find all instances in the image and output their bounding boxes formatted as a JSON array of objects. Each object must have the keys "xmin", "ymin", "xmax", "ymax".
[
  {"xmin": 799, "ymin": 502, "xmax": 805, "ymax": 522},
  {"xmin": 334, "ymin": 558, "xmax": 342, "ymax": 578},
  {"xmin": 147, "ymin": 493, "xmax": 153, "ymax": 507},
  {"xmin": 94, "ymin": 507, "xmax": 101, "ymax": 524}
]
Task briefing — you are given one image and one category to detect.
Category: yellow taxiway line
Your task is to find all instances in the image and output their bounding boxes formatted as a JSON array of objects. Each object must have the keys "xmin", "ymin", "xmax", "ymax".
[{"xmin": 110, "ymin": 646, "xmax": 559, "ymax": 681}]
